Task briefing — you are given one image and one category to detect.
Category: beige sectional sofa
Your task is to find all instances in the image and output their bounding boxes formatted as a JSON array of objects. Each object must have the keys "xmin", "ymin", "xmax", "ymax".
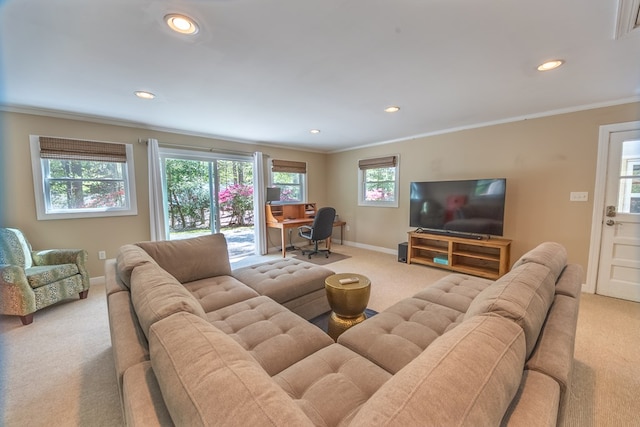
[{"xmin": 106, "ymin": 235, "xmax": 582, "ymax": 426}]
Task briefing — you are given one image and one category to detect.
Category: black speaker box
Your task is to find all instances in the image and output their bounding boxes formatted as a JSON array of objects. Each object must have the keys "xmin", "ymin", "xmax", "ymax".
[{"xmin": 398, "ymin": 242, "xmax": 408, "ymax": 263}]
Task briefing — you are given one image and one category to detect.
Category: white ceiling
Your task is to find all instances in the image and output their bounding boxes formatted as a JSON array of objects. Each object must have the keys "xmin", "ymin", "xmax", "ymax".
[{"xmin": 1, "ymin": 0, "xmax": 639, "ymax": 152}]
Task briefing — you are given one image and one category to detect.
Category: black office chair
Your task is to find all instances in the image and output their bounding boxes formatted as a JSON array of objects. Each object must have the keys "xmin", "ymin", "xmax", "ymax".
[{"xmin": 298, "ymin": 207, "xmax": 336, "ymax": 258}]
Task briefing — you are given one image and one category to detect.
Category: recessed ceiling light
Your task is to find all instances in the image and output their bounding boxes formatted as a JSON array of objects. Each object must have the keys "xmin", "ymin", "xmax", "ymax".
[
  {"xmin": 537, "ymin": 60, "xmax": 564, "ymax": 71},
  {"xmin": 134, "ymin": 91, "xmax": 155, "ymax": 99},
  {"xmin": 165, "ymin": 14, "xmax": 199, "ymax": 35},
  {"xmin": 310, "ymin": 129, "xmax": 321, "ymax": 134},
  {"xmin": 384, "ymin": 106, "xmax": 400, "ymax": 113}
]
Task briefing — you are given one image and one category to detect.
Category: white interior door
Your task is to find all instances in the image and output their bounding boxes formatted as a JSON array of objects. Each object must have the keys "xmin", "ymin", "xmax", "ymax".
[{"xmin": 596, "ymin": 129, "xmax": 640, "ymax": 302}]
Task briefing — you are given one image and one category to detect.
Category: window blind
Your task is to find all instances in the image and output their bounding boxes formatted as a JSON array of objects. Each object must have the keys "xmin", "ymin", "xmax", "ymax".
[
  {"xmin": 358, "ymin": 155, "xmax": 397, "ymax": 170},
  {"xmin": 272, "ymin": 159, "xmax": 307, "ymax": 174},
  {"xmin": 39, "ymin": 137, "xmax": 127, "ymax": 163}
]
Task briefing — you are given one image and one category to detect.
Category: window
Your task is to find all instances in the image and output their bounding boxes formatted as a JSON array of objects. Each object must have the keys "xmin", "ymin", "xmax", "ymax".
[
  {"xmin": 269, "ymin": 159, "xmax": 306, "ymax": 202},
  {"xmin": 358, "ymin": 155, "xmax": 399, "ymax": 207},
  {"xmin": 29, "ymin": 135, "xmax": 137, "ymax": 220},
  {"xmin": 618, "ymin": 155, "xmax": 640, "ymax": 214}
]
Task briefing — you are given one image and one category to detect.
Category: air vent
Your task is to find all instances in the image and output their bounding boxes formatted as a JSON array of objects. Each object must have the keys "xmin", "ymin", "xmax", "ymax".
[{"xmin": 615, "ymin": 0, "xmax": 640, "ymax": 39}]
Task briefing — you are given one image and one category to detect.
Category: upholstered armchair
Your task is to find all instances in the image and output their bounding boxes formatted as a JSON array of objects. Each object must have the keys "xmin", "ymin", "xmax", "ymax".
[{"xmin": 0, "ymin": 228, "xmax": 90, "ymax": 325}]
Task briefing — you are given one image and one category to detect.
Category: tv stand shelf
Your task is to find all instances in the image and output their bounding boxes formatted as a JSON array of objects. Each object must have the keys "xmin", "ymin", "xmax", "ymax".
[{"xmin": 407, "ymin": 231, "xmax": 511, "ymax": 279}]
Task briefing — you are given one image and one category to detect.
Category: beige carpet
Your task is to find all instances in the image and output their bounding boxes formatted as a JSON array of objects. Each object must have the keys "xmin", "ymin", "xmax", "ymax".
[
  {"xmin": 1, "ymin": 244, "xmax": 638, "ymax": 426},
  {"xmin": 292, "ymin": 251, "xmax": 351, "ymax": 266}
]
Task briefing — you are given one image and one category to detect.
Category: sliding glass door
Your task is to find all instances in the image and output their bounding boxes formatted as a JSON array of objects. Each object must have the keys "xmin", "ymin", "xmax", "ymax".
[{"xmin": 160, "ymin": 149, "xmax": 255, "ymax": 260}]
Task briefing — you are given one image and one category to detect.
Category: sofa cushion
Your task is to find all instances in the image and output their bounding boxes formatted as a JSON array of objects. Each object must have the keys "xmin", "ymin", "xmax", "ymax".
[
  {"xmin": 273, "ymin": 344, "xmax": 392, "ymax": 426},
  {"xmin": 136, "ymin": 233, "xmax": 232, "ymax": 284},
  {"xmin": 149, "ymin": 312, "xmax": 314, "ymax": 426},
  {"xmin": 511, "ymin": 241, "xmax": 567, "ymax": 281},
  {"xmin": 338, "ymin": 297, "xmax": 462, "ymax": 374},
  {"xmin": 116, "ymin": 244, "xmax": 156, "ymax": 289},
  {"xmin": 233, "ymin": 258, "xmax": 333, "ymax": 305},
  {"xmin": 130, "ymin": 262, "xmax": 207, "ymax": 339},
  {"xmin": 349, "ymin": 314, "xmax": 526, "ymax": 427},
  {"xmin": 412, "ymin": 273, "xmax": 493, "ymax": 313},
  {"xmin": 182, "ymin": 275, "xmax": 259, "ymax": 313},
  {"xmin": 464, "ymin": 262, "xmax": 556, "ymax": 358},
  {"xmin": 206, "ymin": 296, "xmax": 334, "ymax": 376}
]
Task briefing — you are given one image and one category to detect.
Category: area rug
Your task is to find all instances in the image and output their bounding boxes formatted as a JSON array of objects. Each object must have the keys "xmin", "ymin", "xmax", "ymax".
[
  {"xmin": 310, "ymin": 308, "xmax": 378, "ymax": 333},
  {"xmin": 293, "ymin": 251, "xmax": 351, "ymax": 265}
]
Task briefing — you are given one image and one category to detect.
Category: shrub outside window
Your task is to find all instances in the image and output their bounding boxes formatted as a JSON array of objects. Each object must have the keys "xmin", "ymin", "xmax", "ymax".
[
  {"xmin": 358, "ymin": 155, "xmax": 399, "ymax": 207},
  {"xmin": 29, "ymin": 135, "xmax": 137, "ymax": 220}
]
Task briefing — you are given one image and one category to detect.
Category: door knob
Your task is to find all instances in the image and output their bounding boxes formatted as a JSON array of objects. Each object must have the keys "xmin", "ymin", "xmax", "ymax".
[{"xmin": 605, "ymin": 219, "xmax": 615, "ymax": 226}]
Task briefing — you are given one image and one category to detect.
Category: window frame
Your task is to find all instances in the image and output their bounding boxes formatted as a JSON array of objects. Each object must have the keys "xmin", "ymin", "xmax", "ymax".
[
  {"xmin": 268, "ymin": 159, "xmax": 307, "ymax": 203},
  {"xmin": 29, "ymin": 135, "xmax": 138, "ymax": 220},
  {"xmin": 357, "ymin": 154, "xmax": 400, "ymax": 208}
]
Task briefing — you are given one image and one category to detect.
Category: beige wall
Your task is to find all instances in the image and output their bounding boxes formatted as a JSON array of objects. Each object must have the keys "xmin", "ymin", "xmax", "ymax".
[
  {"xmin": 0, "ymin": 111, "xmax": 328, "ymax": 276},
  {"xmin": 2, "ymin": 102, "xmax": 639, "ymax": 278},
  {"xmin": 327, "ymin": 102, "xmax": 640, "ymax": 269}
]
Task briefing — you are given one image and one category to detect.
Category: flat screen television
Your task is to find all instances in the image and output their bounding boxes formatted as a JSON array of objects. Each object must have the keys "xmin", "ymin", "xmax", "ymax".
[{"xmin": 409, "ymin": 178, "xmax": 507, "ymax": 237}]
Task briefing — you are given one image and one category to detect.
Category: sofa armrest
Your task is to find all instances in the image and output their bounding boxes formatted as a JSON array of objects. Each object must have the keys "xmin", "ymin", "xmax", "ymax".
[
  {"xmin": 525, "ymin": 294, "xmax": 580, "ymax": 425},
  {"xmin": 0, "ymin": 264, "xmax": 36, "ymax": 316},
  {"xmin": 122, "ymin": 361, "xmax": 174, "ymax": 427}
]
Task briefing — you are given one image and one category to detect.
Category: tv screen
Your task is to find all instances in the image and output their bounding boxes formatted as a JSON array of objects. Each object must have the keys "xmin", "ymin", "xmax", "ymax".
[{"xmin": 409, "ymin": 178, "xmax": 506, "ymax": 237}]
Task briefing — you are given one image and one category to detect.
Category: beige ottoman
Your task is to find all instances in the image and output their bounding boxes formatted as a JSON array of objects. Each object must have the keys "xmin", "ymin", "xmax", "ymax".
[{"xmin": 232, "ymin": 258, "xmax": 334, "ymax": 320}]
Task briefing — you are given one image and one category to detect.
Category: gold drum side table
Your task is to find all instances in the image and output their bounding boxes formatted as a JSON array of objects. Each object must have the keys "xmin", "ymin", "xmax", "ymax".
[{"xmin": 324, "ymin": 273, "xmax": 371, "ymax": 341}]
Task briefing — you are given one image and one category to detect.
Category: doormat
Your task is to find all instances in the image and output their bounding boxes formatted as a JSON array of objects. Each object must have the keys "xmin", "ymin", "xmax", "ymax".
[
  {"xmin": 310, "ymin": 309, "xmax": 378, "ymax": 333},
  {"xmin": 293, "ymin": 252, "xmax": 351, "ymax": 265}
]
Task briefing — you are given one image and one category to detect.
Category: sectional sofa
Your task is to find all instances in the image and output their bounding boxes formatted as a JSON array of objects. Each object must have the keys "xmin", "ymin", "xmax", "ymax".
[{"xmin": 105, "ymin": 234, "xmax": 582, "ymax": 426}]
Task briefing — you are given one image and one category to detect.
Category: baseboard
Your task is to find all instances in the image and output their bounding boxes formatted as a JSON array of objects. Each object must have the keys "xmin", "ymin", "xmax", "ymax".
[
  {"xmin": 90, "ymin": 276, "xmax": 105, "ymax": 286},
  {"xmin": 341, "ymin": 240, "xmax": 397, "ymax": 256}
]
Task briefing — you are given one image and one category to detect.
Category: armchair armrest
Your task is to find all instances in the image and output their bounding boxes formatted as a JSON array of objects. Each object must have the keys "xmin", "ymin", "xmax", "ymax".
[
  {"xmin": 32, "ymin": 249, "xmax": 90, "ymax": 290},
  {"xmin": 32, "ymin": 249, "xmax": 87, "ymax": 266},
  {"xmin": 0, "ymin": 264, "xmax": 36, "ymax": 316}
]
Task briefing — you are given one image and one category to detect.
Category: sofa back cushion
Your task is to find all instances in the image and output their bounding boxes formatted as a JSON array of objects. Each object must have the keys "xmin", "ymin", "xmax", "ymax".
[
  {"xmin": 464, "ymin": 262, "xmax": 556, "ymax": 358},
  {"xmin": 130, "ymin": 262, "xmax": 207, "ymax": 339},
  {"xmin": 349, "ymin": 314, "xmax": 526, "ymax": 427},
  {"xmin": 511, "ymin": 241, "xmax": 567, "ymax": 281},
  {"xmin": 136, "ymin": 234, "xmax": 232, "ymax": 284},
  {"xmin": 116, "ymin": 244, "xmax": 157, "ymax": 289},
  {"xmin": 149, "ymin": 311, "xmax": 314, "ymax": 426}
]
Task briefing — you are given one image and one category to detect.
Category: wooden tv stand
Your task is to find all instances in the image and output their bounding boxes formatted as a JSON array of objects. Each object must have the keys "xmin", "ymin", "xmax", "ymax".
[{"xmin": 407, "ymin": 231, "xmax": 511, "ymax": 279}]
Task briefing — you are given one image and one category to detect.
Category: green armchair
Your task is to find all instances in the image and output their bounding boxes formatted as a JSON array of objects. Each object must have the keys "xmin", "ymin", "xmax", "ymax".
[{"xmin": 0, "ymin": 228, "xmax": 90, "ymax": 325}]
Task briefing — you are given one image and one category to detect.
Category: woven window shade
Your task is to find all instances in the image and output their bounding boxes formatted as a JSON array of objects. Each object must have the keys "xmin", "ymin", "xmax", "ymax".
[
  {"xmin": 272, "ymin": 159, "xmax": 307, "ymax": 174},
  {"xmin": 358, "ymin": 155, "xmax": 397, "ymax": 170},
  {"xmin": 39, "ymin": 137, "xmax": 127, "ymax": 163}
]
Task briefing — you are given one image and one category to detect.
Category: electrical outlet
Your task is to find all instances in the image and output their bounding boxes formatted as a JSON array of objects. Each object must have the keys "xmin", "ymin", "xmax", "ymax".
[
  {"xmin": 569, "ymin": 192, "xmax": 589, "ymax": 202},
  {"xmin": 346, "ymin": 225, "xmax": 350, "ymax": 231},
  {"xmin": 98, "ymin": 251, "xmax": 106, "ymax": 260}
]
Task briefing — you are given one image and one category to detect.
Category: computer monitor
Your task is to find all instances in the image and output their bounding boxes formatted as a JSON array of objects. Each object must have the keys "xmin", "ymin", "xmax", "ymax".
[{"xmin": 266, "ymin": 187, "xmax": 281, "ymax": 204}]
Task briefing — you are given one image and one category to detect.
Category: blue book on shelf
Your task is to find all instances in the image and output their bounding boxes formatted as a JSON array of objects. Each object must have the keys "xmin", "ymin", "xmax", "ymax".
[{"xmin": 433, "ymin": 256, "xmax": 449, "ymax": 265}]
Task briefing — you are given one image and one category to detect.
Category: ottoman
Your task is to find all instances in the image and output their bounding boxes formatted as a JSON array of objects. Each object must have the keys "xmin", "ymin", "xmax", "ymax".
[{"xmin": 233, "ymin": 258, "xmax": 334, "ymax": 320}]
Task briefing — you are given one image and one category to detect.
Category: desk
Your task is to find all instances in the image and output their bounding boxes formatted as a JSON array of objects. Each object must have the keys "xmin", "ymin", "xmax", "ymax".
[{"xmin": 266, "ymin": 220, "xmax": 346, "ymax": 257}]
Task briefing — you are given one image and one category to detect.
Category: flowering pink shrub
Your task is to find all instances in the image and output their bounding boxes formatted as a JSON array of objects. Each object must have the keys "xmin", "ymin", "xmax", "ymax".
[{"xmin": 219, "ymin": 184, "xmax": 253, "ymax": 225}]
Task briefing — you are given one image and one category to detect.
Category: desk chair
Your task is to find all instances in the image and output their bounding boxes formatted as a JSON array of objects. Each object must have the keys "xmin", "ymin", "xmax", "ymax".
[{"xmin": 298, "ymin": 207, "xmax": 336, "ymax": 258}]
